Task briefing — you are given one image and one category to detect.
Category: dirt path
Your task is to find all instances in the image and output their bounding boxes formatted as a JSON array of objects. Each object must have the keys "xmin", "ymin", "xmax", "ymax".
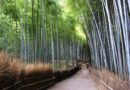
[{"xmin": 48, "ymin": 68, "xmax": 98, "ymax": 90}]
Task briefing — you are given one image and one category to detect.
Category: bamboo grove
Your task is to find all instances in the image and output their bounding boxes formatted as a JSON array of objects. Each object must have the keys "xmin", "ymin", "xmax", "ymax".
[
  {"xmin": 0, "ymin": 0, "xmax": 130, "ymax": 80},
  {"xmin": 73, "ymin": 0, "xmax": 130, "ymax": 79},
  {"xmin": 0, "ymin": 0, "xmax": 87, "ymax": 69}
]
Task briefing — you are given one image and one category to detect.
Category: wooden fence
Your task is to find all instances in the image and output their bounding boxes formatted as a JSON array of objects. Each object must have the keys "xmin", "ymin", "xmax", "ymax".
[{"xmin": 2, "ymin": 67, "xmax": 80, "ymax": 90}]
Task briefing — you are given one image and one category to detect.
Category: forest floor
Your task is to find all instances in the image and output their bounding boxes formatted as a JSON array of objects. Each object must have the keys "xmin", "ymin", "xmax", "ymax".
[{"xmin": 48, "ymin": 68, "xmax": 98, "ymax": 90}]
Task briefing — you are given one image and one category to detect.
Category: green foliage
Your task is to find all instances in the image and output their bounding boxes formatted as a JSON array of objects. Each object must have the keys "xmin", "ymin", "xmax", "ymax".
[
  {"xmin": 4, "ymin": 0, "xmax": 20, "ymax": 21},
  {"xmin": 0, "ymin": 0, "xmax": 87, "ymax": 55},
  {"xmin": 0, "ymin": 12, "xmax": 20, "ymax": 53}
]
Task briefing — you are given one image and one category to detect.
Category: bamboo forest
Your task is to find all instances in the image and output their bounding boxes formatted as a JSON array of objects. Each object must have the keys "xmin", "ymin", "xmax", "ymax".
[{"xmin": 0, "ymin": 0, "xmax": 130, "ymax": 90}]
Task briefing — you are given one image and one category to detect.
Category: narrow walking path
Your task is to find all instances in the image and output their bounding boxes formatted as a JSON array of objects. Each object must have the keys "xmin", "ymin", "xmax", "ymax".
[{"xmin": 48, "ymin": 68, "xmax": 98, "ymax": 90}]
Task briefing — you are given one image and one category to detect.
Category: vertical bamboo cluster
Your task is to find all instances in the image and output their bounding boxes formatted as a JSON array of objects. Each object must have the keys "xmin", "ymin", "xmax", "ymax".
[
  {"xmin": 0, "ymin": 0, "xmax": 87, "ymax": 70},
  {"xmin": 77, "ymin": 0, "xmax": 130, "ymax": 79},
  {"xmin": 18, "ymin": 0, "xmax": 80, "ymax": 69}
]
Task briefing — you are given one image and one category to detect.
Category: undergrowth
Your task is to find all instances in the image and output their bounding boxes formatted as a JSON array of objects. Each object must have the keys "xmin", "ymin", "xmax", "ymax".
[{"xmin": 0, "ymin": 52, "xmax": 52, "ymax": 89}]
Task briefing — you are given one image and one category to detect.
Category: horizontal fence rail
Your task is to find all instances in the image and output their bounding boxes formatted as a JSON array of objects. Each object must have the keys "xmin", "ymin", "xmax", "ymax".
[
  {"xmin": 93, "ymin": 76, "xmax": 114, "ymax": 90},
  {"xmin": 3, "ymin": 67, "xmax": 80, "ymax": 90}
]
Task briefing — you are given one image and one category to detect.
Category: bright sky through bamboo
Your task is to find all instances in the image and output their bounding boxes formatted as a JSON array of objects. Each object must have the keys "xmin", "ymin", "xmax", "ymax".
[{"xmin": 58, "ymin": 0, "xmax": 86, "ymax": 42}]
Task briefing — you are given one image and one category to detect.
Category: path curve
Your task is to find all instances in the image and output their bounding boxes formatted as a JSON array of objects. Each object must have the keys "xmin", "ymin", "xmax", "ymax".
[{"xmin": 48, "ymin": 69, "xmax": 98, "ymax": 90}]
